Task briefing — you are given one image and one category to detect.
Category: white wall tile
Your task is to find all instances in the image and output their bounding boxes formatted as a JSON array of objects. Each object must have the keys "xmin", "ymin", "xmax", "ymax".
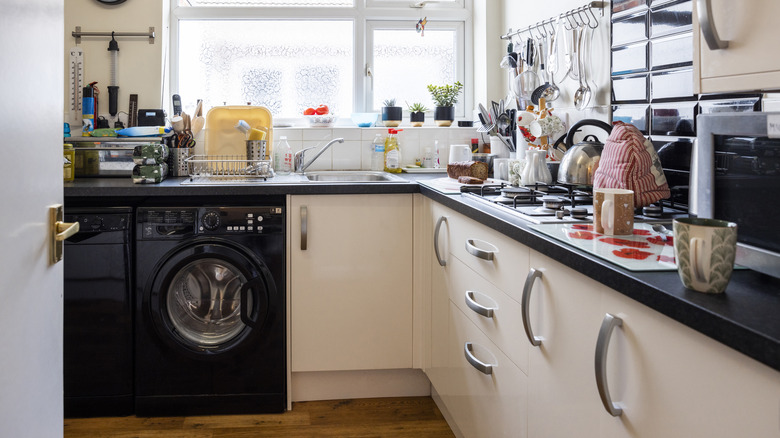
[{"xmin": 332, "ymin": 140, "xmax": 362, "ymax": 170}]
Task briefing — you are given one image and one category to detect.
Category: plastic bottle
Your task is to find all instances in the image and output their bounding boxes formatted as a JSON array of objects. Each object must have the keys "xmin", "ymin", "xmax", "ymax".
[
  {"xmin": 274, "ymin": 136, "xmax": 293, "ymax": 175},
  {"xmin": 384, "ymin": 129, "xmax": 403, "ymax": 173},
  {"xmin": 422, "ymin": 147, "xmax": 434, "ymax": 168},
  {"xmin": 370, "ymin": 134, "xmax": 385, "ymax": 171},
  {"xmin": 433, "ymin": 140, "xmax": 441, "ymax": 168},
  {"xmin": 115, "ymin": 126, "xmax": 171, "ymax": 137}
]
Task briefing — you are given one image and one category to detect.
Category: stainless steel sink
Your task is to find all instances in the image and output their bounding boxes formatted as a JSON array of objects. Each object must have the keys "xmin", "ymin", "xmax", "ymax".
[{"xmin": 302, "ymin": 171, "xmax": 408, "ymax": 183}]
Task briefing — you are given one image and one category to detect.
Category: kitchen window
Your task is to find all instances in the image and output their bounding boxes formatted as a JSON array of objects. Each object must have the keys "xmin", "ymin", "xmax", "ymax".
[{"xmin": 170, "ymin": 0, "xmax": 471, "ymax": 120}]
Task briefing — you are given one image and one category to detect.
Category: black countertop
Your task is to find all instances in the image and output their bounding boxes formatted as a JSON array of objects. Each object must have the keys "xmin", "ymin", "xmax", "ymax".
[{"xmin": 65, "ymin": 175, "xmax": 780, "ymax": 372}]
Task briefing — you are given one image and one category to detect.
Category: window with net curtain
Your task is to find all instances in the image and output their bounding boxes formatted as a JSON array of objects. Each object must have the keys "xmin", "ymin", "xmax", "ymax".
[{"xmin": 175, "ymin": 0, "xmax": 461, "ymax": 118}]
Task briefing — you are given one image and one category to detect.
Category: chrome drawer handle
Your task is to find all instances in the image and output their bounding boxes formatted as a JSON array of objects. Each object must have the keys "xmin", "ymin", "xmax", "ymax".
[
  {"xmin": 300, "ymin": 205, "xmax": 308, "ymax": 251},
  {"xmin": 465, "ymin": 239, "xmax": 495, "ymax": 261},
  {"xmin": 465, "ymin": 291, "xmax": 495, "ymax": 318},
  {"xmin": 595, "ymin": 313, "xmax": 624, "ymax": 417},
  {"xmin": 433, "ymin": 216, "xmax": 448, "ymax": 267},
  {"xmin": 464, "ymin": 342, "xmax": 493, "ymax": 375},
  {"xmin": 521, "ymin": 268, "xmax": 543, "ymax": 347},
  {"xmin": 697, "ymin": 0, "xmax": 729, "ymax": 50}
]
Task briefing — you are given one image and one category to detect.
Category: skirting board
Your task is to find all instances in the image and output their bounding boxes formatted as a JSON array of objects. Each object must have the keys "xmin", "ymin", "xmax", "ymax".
[{"xmin": 291, "ymin": 369, "xmax": 431, "ymax": 402}]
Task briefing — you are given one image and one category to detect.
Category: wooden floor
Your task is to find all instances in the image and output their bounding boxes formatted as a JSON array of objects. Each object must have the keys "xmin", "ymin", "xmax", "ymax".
[{"xmin": 64, "ymin": 397, "xmax": 455, "ymax": 438}]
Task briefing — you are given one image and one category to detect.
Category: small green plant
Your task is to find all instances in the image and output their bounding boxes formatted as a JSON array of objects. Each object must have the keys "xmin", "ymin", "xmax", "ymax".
[
  {"xmin": 406, "ymin": 102, "xmax": 429, "ymax": 113},
  {"xmin": 382, "ymin": 98, "xmax": 397, "ymax": 107},
  {"xmin": 427, "ymin": 81, "xmax": 464, "ymax": 107}
]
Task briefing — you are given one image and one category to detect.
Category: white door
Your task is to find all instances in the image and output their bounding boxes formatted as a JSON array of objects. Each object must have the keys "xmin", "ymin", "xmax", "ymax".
[{"xmin": 0, "ymin": 2, "xmax": 65, "ymax": 437}]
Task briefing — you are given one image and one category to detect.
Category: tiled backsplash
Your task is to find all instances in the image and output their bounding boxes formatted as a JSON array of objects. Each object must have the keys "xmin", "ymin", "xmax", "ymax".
[{"xmin": 272, "ymin": 126, "xmax": 480, "ymax": 171}]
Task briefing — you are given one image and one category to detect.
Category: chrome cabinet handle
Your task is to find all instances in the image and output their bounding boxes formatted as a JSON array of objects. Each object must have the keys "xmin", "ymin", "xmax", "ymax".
[
  {"xmin": 464, "ymin": 342, "xmax": 493, "ymax": 375},
  {"xmin": 433, "ymin": 216, "xmax": 448, "ymax": 266},
  {"xmin": 697, "ymin": 0, "xmax": 729, "ymax": 50},
  {"xmin": 300, "ymin": 205, "xmax": 308, "ymax": 251},
  {"xmin": 465, "ymin": 239, "xmax": 495, "ymax": 261},
  {"xmin": 465, "ymin": 291, "xmax": 495, "ymax": 318},
  {"xmin": 595, "ymin": 313, "xmax": 624, "ymax": 417},
  {"xmin": 521, "ymin": 268, "xmax": 543, "ymax": 347}
]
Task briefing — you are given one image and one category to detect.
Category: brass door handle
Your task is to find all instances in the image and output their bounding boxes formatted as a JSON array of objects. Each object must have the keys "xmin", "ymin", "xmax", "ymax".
[{"xmin": 50, "ymin": 204, "xmax": 80, "ymax": 264}]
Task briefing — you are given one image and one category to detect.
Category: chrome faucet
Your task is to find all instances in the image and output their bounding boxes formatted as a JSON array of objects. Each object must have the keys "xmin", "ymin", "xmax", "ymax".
[{"xmin": 294, "ymin": 137, "xmax": 345, "ymax": 173}]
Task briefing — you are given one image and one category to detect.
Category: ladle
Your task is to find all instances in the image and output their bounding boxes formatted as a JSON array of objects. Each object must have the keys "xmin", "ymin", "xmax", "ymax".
[{"xmin": 573, "ymin": 26, "xmax": 592, "ymax": 110}]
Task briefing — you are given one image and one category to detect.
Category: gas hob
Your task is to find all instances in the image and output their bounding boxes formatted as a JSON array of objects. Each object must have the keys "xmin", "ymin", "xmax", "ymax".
[{"xmin": 460, "ymin": 182, "xmax": 687, "ymax": 225}]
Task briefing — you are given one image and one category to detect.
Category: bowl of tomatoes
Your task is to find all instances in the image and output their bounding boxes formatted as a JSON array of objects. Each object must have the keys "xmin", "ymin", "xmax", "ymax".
[{"xmin": 303, "ymin": 105, "xmax": 336, "ymax": 127}]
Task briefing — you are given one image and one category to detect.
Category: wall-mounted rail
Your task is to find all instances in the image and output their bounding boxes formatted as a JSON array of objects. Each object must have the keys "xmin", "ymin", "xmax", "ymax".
[{"xmin": 72, "ymin": 26, "xmax": 155, "ymax": 45}]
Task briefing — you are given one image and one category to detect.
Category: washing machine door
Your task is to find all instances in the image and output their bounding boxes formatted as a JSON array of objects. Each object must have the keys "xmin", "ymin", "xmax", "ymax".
[{"xmin": 148, "ymin": 240, "xmax": 273, "ymax": 356}]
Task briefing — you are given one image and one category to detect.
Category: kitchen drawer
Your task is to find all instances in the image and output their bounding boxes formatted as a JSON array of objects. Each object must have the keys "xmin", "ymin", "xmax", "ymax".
[
  {"xmin": 445, "ymin": 208, "xmax": 530, "ymax": 300},
  {"xmin": 443, "ymin": 301, "xmax": 528, "ymax": 438},
  {"xmin": 446, "ymin": 256, "xmax": 528, "ymax": 374}
]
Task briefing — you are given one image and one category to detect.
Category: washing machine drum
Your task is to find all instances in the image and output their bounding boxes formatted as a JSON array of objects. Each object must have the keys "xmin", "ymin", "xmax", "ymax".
[
  {"xmin": 168, "ymin": 258, "xmax": 250, "ymax": 347},
  {"xmin": 149, "ymin": 242, "xmax": 273, "ymax": 355}
]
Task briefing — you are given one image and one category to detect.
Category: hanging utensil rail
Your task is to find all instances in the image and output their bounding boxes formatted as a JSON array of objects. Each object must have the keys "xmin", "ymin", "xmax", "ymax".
[
  {"xmin": 500, "ymin": 1, "xmax": 607, "ymax": 40},
  {"xmin": 72, "ymin": 26, "xmax": 155, "ymax": 44}
]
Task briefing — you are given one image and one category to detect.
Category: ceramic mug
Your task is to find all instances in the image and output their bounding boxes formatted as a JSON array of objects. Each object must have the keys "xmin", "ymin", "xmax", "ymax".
[
  {"xmin": 673, "ymin": 218, "xmax": 738, "ymax": 294},
  {"xmin": 593, "ymin": 188, "xmax": 634, "ymax": 235},
  {"xmin": 448, "ymin": 144, "xmax": 471, "ymax": 164}
]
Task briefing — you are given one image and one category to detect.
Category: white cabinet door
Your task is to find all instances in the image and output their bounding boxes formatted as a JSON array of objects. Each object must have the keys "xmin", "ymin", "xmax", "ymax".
[
  {"xmin": 526, "ymin": 251, "xmax": 604, "ymax": 438},
  {"xmin": 598, "ymin": 288, "xmax": 780, "ymax": 438},
  {"xmin": 694, "ymin": 0, "xmax": 780, "ymax": 92},
  {"xmin": 445, "ymin": 301, "xmax": 528, "ymax": 438},
  {"xmin": 428, "ymin": 201, "xmax": 453, "ymax": 390},
  {"xmin": 290, "ymin": 194, "xmax": 414, "ymax": 372}
]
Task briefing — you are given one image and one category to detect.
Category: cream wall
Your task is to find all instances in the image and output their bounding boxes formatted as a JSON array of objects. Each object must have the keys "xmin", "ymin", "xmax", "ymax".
[
  {"xmin": 63, "ymin": 0, "xmax": 166, "ymax": 129},
  {"xmin": 500, "ymin": 0, "xmax": 612, "ymax": 129}
]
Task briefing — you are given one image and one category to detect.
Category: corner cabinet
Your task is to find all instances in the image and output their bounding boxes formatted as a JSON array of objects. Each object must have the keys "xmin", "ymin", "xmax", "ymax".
[
  {"xmin": 425, "ymin": 199, "xmax": 780, "ymax": 438},
  {"xmin": 694, "ymin": 0, "xmax": 780, "ymax": 93},
  {"xmin": 289, "ymin": 194, "xmax": 413, "ymax": 372}
]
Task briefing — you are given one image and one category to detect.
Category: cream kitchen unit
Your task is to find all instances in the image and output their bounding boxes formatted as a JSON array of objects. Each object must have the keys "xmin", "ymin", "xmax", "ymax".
[
  {"xmin": 693, "ymin": 0, "xmax": 780, "ymax": 93},
  {"xmin": 289, "ymin": 194, "xmax": 414, "ymax": 372},
  {"xmin": 424, "ymin": 198, "xmax": 780, "ymax": 438}
]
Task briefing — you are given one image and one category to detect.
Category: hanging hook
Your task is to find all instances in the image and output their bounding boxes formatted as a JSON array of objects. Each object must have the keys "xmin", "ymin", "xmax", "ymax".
[{"xmin": 586, "ymin": 3, "xmax": 600, "ymax": 28}]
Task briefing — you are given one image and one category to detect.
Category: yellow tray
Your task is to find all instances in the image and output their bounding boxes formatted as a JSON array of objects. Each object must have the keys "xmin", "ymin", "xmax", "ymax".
[{"xmin": 205, "ymin": 105, "xmax": 273, "ymax": 158}]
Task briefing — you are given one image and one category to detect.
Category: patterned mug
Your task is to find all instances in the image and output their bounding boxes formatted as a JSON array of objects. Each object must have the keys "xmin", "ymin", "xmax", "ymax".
[{"xmin": 673, "ymin": 218, "xmax": 738, "ymax": 294}]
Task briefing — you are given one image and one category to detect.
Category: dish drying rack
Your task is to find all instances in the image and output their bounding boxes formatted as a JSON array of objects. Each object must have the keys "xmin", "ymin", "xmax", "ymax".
[{"xmin": 182, "ymin": 155, "xmax": 274, "ymax": 185}]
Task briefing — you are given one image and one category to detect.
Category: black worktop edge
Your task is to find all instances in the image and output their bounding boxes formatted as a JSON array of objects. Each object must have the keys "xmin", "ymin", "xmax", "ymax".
[{"xmin": 64, "ymin": 177, "xmax": 780, "ymax": 372}]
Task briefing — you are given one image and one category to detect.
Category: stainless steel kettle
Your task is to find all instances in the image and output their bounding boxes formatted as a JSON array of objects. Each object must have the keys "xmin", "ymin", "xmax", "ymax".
[{"xmin": 555, "ymin": 119, "xmax": 612, "ymax": 186}]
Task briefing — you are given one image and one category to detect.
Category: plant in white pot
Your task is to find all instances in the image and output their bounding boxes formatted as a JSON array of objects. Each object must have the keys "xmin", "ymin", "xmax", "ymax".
[
  {"xmin": 381, "ymin": 98, "xmax": 402, "ymax": 127},
  {"xmin": 406, "ymin": 102, "xmax": 428, "ymax": 127},
  {"xmin": 427, "ymin": 81, "xmax": 463, "ymax": 127}
]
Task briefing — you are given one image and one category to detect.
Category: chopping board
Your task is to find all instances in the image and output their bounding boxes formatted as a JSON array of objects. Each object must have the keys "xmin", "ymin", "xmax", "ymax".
[
  {"xmin": 205, "ymin": 106, "xmax": 273, "ymax": 157},
  {"xmin": 421, "ymin": 177, "xmax": 502, "ymax": 194}
]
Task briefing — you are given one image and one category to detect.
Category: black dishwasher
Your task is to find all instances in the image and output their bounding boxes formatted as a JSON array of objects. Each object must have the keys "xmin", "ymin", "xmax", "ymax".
[{"xmin": 64, "ymin": 207, "xmax": 133, "ymax": 418}]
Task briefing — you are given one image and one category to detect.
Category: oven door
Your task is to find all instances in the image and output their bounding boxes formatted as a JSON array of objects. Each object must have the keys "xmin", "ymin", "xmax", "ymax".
[{"xmin": 695, "ymin": 112, "xmax": 780, "ymax": 277}]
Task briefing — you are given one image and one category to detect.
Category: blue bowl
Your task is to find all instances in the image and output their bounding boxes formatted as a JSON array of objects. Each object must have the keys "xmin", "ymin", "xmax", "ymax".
[{"xmin": 351, "ymin": 113, "xmax": 379, "ymax": 127}]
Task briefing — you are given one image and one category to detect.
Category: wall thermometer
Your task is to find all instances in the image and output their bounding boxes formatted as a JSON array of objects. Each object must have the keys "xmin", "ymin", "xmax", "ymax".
[{"xmin": 69, "ymin": 47, "xmax": 84, "ymax": 122}]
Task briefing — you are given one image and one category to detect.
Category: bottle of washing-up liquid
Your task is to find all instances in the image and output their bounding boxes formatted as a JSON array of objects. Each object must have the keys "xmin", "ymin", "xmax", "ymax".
[
  {"xmin": 384, "ymin": 129, "xmax": 403, "ymax": 173},
  {"xmin": 274, "ymin": 136, "xmax": 293, "ymax": 175},
  {"xmin": 370, "ymin": 134, "xmax": 385, "ymax": 171}
]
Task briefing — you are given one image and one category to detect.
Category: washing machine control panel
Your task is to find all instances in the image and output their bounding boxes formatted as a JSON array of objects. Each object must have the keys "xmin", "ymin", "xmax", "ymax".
[
  {"xmin": 198, "ymin": 207, "xmax": 284, "ymax": 235},
  {"xmin": 137, "ymin": 206, "xmax": 284, "ymax": 239}
]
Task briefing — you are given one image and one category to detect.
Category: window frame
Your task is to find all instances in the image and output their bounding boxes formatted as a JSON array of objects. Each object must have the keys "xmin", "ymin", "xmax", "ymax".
[{"xmin": 169, "ymin": 1, "xmax": 472, "ymax": 121}]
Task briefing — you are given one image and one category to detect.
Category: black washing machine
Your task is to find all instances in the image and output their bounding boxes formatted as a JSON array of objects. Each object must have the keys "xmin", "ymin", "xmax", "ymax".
[{"xmin": 135, "ymin": 205, "xmax": 286, "ymax": 416}]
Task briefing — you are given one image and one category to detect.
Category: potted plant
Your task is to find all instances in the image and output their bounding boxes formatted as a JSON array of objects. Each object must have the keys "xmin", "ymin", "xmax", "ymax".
[
  {"xmin": 406, "ymin": 102, "xmax": 429, "ymax": 127},
  {"xmin": 381, "ymin": 98, "xmax": 402, "ymax": 127},
  {"xmin": 427, "ymin": 81, "xmax": 463, "ymax": 127}
]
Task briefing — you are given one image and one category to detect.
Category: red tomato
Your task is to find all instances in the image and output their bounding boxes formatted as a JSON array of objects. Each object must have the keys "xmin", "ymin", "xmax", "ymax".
[
  {"xmin": 303, "ymin": 108, "xmax": 316, "ymax": 115},
  {"xmin": 315, "ymin": 104, "xmax": 329, "ymax": 115}
]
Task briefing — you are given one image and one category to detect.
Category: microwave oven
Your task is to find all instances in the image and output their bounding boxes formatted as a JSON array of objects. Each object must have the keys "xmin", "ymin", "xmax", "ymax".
[{"xmin": 693, "ymin": 112, "xmax": 780, "ymax": 278}]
